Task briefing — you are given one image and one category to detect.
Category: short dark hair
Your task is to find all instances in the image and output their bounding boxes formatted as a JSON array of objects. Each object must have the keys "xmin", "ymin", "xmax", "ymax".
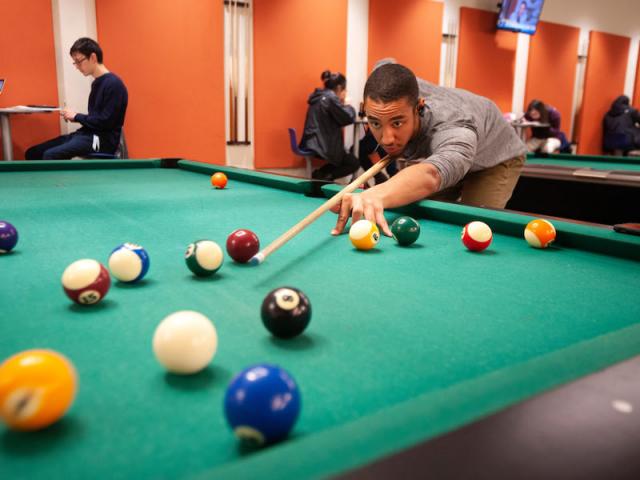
[
  {"xmin": 321, "ymin": 70, "xmax": 346, "ymax": 91},
  {"xmin": 363, "ymin": 63, "xmax": 419, "ymax": 107},
  {"xmin": 70, "ymin": 37, "xmax": 103, "ymax": 63}
]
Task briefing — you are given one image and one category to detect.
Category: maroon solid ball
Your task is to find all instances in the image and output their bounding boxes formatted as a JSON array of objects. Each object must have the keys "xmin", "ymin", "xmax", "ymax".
[{"xmin": 226, "ymin": 229, "xmax": 260, "ymax": 263}]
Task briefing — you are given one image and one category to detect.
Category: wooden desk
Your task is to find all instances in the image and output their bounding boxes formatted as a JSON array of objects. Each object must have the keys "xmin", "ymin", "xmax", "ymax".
[{"xmin": 511, "ymin": 120, "xmax": 549, "ymax": 141}]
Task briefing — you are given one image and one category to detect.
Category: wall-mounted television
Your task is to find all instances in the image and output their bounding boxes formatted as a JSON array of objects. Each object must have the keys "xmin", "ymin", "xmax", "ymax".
[{"xmin": 497, "ymin": 0, "xmax": 545, "ymax": 35}]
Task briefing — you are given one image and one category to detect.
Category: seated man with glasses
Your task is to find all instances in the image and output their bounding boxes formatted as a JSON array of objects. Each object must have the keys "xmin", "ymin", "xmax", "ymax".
[{"xmin": 25, "ymin": 37, "xmax": 128, "ymax": 160}]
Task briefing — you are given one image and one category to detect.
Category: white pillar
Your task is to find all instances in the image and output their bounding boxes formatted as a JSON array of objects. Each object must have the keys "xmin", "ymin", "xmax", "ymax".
[
  {"xmin": 569, "ymin": 29, "xmax": 590, "ymax": 140},
  {"xmin": 224, "ymin": 3, "xmax": 254, "ymax": 169},
  {"xmin": 511, "ymin": 33, "xmax": 530, "ymax": 114},
  {"xmin": 345, "ymin": 0, "xmax": 369, "ymax": 151},
  {"xmin": 440, "ymin": 3, "xmax": 460, "ymax": 88},
  {"xmin": 346, "ymin": 0, "xmax": 369, "ymax": 110},
  {"xmin": 51, "ymin": 0, "xmax": 97, "ymax": 134},
  {"xmin": 624, "ymin": 37, "xmax": 639, "ymax": 101}
]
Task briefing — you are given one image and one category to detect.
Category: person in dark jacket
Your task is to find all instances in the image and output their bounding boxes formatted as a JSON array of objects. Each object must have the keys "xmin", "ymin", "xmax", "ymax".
[
  {"xmin": 524, "ymin": 99, "xmax": 570, "ymax": 153},
  {"xmin": 603, "ymin": 95, "xmax": 640, "ymax": 152},
  {"xmin": 299, "ymin": 71, "xmax": 358, "ymax": 181},
  {"xmin": 25, "ymin": 37, "xmax": 128, "ymax": 160},
  {"xmin": 358, "ymin": 127, "xmax": 394, "ymax": 185}
]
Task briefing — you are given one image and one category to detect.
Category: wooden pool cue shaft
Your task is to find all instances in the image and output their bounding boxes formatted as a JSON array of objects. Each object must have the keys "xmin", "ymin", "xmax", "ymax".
[{"xmin": 250, "ymin": 155, "xmax": 391, "ymax": 265}]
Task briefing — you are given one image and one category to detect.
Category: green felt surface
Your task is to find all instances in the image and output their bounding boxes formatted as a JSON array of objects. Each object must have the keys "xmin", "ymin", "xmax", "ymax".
[
  {"xmin": 526, "ymin": 153, "xmax": 640, "ymax": 171},
  {"xmin": 1, "ymin": 161, "xmax": 640, "ymax": 479}
]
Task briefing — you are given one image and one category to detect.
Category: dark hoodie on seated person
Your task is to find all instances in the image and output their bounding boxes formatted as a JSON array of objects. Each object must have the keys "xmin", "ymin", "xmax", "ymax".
[
  {"xmin": 299, "ymin": 71, "xmax": 358, "ymax": 181},
  {"xmin": 603, "ymin": 95, "xmax": 640, "ymax": 151}
]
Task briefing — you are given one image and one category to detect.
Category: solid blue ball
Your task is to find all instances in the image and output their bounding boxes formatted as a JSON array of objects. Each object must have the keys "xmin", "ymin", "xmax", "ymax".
[
  {"xmin": 0, "ymin": 221, "xmax": 18, "ymax": 253},
  {"xmin": 224, "ymin": 363, "xmax": 301, "ymax": 446}
]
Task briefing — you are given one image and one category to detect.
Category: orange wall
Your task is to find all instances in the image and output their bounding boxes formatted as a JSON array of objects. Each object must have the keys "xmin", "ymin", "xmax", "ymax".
[
  {"xmin": 253, "ymin": 0, "xmax": 348, "ymax": 169},
  {"xmin": 456, "ymin": 7, "xmax": 517, "ymax": 113},
  {"xmin": 0, "ymin": 0, "xmax": 60, "ymax": 160},
  {"xmin": 368, "ymin": 0, "xmax": 443, "ymax": 83},
  {"xmin": 576, "ymin": 31, "xmax": 630, "ymax": 154},
  {"xmin": 95, "ymin": 0, "xmax": 225, "ymax": 163},
  {"xmin": 525, "ymin": 21, "xmax": 580, "ymax": 136}
]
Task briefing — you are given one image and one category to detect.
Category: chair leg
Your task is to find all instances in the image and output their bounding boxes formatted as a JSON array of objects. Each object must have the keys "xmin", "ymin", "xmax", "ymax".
[
  {"xmin": 119, "ymin": 131, "xmax": 128, "ymax": 159},
  {"xmin": 305, "ymin": 156, "xmax": 312, "ymax": 178}
]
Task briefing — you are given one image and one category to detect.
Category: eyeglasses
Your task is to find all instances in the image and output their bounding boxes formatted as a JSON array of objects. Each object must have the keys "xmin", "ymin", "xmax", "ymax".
[{"xmin": 72, "ymin": 57, "xmax": 88, "ymax": 66}]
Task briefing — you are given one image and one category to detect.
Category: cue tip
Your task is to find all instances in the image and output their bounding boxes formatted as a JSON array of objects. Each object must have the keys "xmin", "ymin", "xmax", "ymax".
[{"xmin": 249, "ymin": 252, "xmax": 264, "ymax": 266}]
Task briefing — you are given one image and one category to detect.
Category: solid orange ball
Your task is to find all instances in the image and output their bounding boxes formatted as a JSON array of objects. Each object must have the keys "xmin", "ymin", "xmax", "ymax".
[
  {"xmin": 524, "ymin": 219, "xmax": 556, "ymax": 248},
  {"xmin": 211, "ymin": 172, "xmax": 228, "ymax": 189},
  {"xmin": 0, "ymin": 349, "xmax": 77, "ymax": 431}
]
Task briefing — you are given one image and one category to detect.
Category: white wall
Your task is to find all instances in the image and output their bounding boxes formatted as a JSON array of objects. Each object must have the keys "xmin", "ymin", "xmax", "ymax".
[{"xmin": 51, "ymin": 0, "xmax": 97, "ymax": 134}]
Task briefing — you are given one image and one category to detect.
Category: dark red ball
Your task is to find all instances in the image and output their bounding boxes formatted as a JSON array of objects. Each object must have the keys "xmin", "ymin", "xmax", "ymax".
[{"xmin": 226, "ymin": 229, "xmax": 260, "ymax": 263}]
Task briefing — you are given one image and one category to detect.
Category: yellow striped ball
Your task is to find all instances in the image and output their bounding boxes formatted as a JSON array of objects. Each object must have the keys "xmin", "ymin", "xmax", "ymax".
[{"xmin": 349, "ymin": 219, "xmax": 380, "ymax": 251}]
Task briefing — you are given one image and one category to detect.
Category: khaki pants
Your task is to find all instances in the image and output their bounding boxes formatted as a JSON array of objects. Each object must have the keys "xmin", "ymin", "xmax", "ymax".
[
  {"xmin": 527, "ymin": 137, "xmax": 561, "ymax": 154},
  {"xmin": 431, "ymin": 155, "xmax": 525, "ymax": 209}
]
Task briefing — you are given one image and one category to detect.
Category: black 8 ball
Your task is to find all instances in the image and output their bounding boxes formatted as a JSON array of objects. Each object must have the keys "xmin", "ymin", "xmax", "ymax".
[{"xmin": 261, "ymin": 286, "xmax": 312, "ymax": 339}]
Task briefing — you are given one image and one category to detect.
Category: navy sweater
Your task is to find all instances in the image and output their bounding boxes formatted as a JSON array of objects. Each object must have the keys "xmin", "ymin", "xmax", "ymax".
[{"xmin": 75, "ymin": 72, "xmax": 128, "ymax": 153}]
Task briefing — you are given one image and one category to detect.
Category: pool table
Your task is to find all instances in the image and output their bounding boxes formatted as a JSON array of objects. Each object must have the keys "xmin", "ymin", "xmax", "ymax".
[
  {"xmin": 1, "ymin": 159, "xmax": 640, "ymax": 479},
  {"xmin": 507, "ymin": 152, "xmax": 640, "ymax": 225}
]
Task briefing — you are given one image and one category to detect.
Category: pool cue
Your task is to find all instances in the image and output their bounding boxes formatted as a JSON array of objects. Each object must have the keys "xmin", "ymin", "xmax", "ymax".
[
  {"xmin": 228, "ymin": 16, "xmax": 236, "ymax": 143},
  {"xmin": 244, "ymin": 3, "xmax": 250, "ymax": 143},
  {"xmin": 250, "ymin": 155, "xmax": 392, "ymax": 265},
  {"xmin": 232, "ymin": 0, "xmax": 240, "ymax": 142},
  {"xmin": 229, "ymin": 0, "xmax": 238, "ymax": 142},
  {"xmin": 229, "ymin": 83, "xmax": 235, "ymax": 141}
]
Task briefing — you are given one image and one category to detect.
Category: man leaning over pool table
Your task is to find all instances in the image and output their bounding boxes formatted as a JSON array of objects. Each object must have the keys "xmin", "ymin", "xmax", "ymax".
[{"xmin": 331, "ymin": 62, "xmax": 527, "ymax": 236}]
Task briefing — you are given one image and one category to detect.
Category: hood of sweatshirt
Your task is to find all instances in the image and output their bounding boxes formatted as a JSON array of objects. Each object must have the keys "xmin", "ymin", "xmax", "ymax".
[
  {"xmin": 608, "ymin": 95, "xmax": 630, "ymax": 117},
  {"xmin": 307, "ymin": 88, "xmax": 332, "ymax": 105}
]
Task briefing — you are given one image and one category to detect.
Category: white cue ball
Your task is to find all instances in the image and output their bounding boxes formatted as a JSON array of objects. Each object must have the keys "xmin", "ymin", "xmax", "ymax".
[{"xmin": 152, "ymin": 310, "xmax": 218, "ymax": 374}]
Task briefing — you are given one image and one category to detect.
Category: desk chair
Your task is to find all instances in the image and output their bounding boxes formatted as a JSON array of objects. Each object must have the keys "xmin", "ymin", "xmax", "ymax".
[
  {"xmin": 288, "ymin": 128, "xmax": 314, "ymax": 178},
  {"xmin": 85, "ymin": 130, "xmax": 128, "ymax": 159}
]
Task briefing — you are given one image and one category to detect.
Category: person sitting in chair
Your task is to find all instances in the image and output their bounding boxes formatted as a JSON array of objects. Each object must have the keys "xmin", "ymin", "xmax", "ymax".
[
  {"xmin": 25, "ymin": 37, "xmax": 128, "ymax": 160},
  {"xmin": 524, "ymin": 99, "xmax": 570, "ymax": 154},
  {"xmin": 299, "ymin": 70, "xmax": 359, "ymax": 181},
  {"xmin": 603, "ymin": 95, "xmax": 640, "ymax": 153}
]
